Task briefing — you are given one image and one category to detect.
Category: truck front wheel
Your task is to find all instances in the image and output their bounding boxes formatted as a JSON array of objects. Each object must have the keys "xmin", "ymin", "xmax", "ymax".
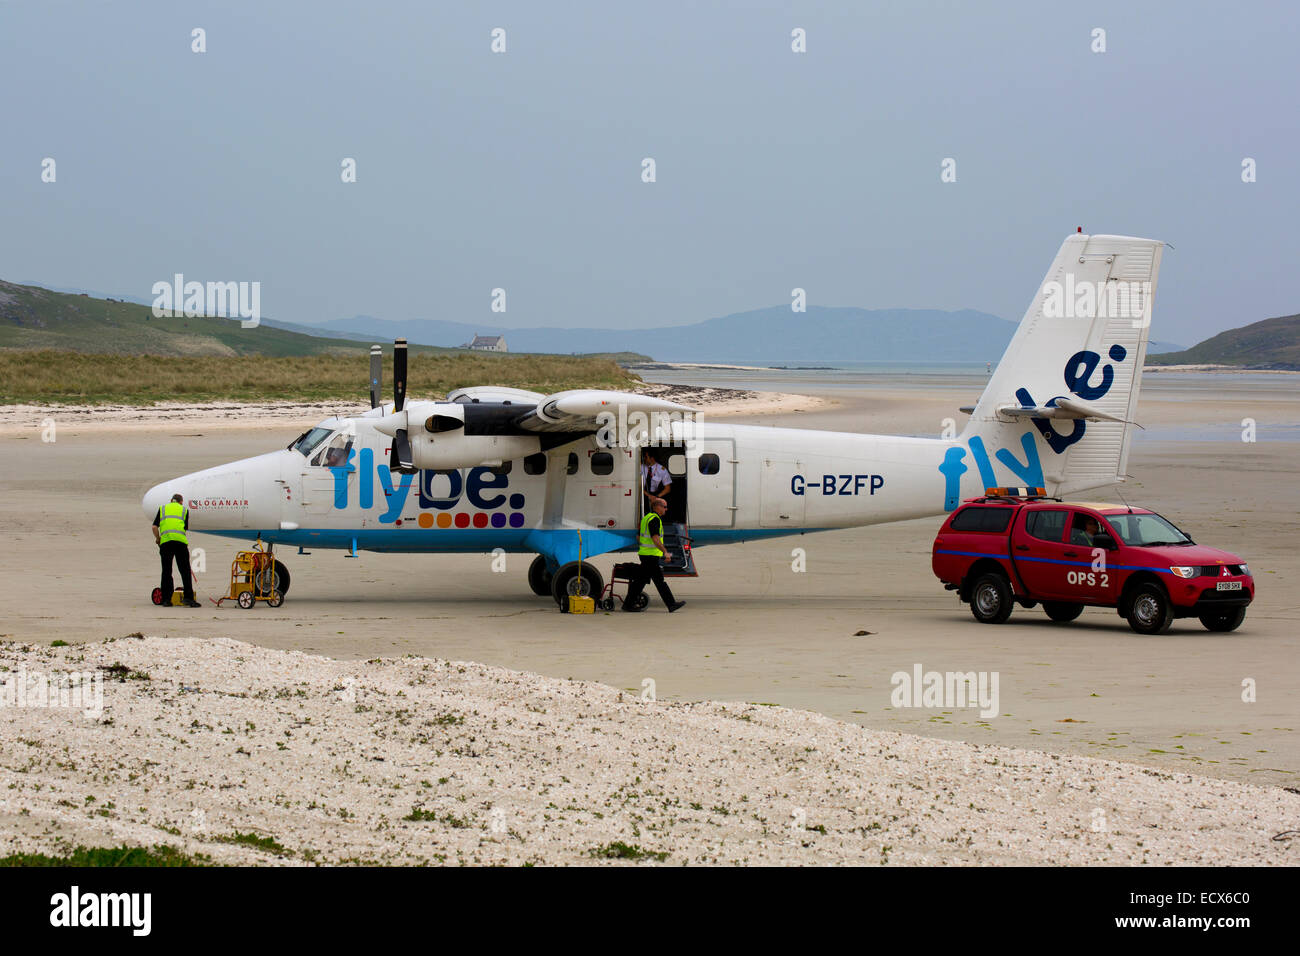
[
  {"xmin": 1043, "ymin": 602, "xmax": 1084, "ymax": 623},
  {"xmin": 1125, "ymin": 582, "xmax": 1174, "ymax": 635},
  {"xmin": 1198, "ymin": 606, "xmax": 1246, "ymax": 633},
  {"xmin": 969, "ymin": 572, "xmax": 1013, "ymax": 624}
]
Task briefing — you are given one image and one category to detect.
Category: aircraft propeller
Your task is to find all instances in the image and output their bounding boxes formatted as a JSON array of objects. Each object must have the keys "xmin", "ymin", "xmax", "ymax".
[
  {"xmin": 368, "ymin": 344, "xmax": 382, "ymax": 409},
  {"xmin": 389, "ymin": 338, "xmax": 415, "ymax": 473}
]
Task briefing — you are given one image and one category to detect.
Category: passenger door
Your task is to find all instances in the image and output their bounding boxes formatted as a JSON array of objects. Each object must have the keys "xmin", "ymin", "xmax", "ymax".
[
  {"xmin": 688, "ymin": 439, "xmax": 737, "ymax": 529},
  {"xmin": 760, "ymin": 458, "xmax": 805, "ymax": 528},
  {"xmin": 1012, "ymin": 508, "xmax": 1072, "ymax": 599},
  {"xmin": 302, "ymin": 431, "xmax": 354, "ymax": 516}
]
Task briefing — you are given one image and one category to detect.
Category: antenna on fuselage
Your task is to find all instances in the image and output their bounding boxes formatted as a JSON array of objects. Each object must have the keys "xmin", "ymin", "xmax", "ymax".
[{"xmin": 369, "ymin": 345, "xmax": 383, "ymax": 409}]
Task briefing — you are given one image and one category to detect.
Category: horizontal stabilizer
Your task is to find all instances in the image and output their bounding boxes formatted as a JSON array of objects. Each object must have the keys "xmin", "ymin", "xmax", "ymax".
[{"xmin": 996, "ymin": 396, "xmax": 1130, "ymax": 424}]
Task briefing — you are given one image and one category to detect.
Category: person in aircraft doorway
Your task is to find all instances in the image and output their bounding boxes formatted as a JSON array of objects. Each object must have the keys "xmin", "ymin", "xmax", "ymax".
[
  {"xmin": 624, "ymin": 498, "xmax": 685, "ymax": 613},
  {"xmin": 640, "ymin": 448, "xmax": 671, "ymax": 511},
  {"xmin": 153, "ymin": 493, "xmax": 201, "ymax": 607}
]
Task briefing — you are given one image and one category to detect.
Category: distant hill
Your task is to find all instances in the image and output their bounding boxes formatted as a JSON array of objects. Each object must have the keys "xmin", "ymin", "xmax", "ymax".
[
  {"xmin": 318, "ymin": 308, "xmax": 1186, "ymax": 364},
  {"xmin": 0, "ymin": 280, "xmax": 450, "ymax": 357},
  {"xmin": 1147, "ymin": 314, "xmax": 1300, "ymax": 369},
  {"xmin": 318, "ymin": 307, "xmax": 1015, "ymax": 364}
]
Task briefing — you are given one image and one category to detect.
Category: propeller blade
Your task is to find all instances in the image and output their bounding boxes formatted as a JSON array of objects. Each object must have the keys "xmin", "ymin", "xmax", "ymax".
[
  {"xmin": 390, "ymin": 428, "xmax": 415, "ymax": 474},
  {"xmin": 393, "ymin": 338, "xmax": 407, "ymax": 413},
  {"xmin": 369, "ymin": 345, "xmax": 382, "ymax": 409}
]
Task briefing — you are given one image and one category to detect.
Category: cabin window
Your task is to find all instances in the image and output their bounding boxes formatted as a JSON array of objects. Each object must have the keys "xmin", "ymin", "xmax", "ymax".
[
  {"xmin": 291, "ymin": 426, "xmax": 332, "ymax": 457},
  {"xmin": 949, "ymin": 506, "xmax": 1012, "ymax": 533},
  {"xmin": 312, "ymin": 433, "xmax": 353, "ymax": 468},
  {"xmin": 1025, "ymin": 509, "xmax": 1069, "ymax": 543},
  {"xmin": 524, "ymin": 453, "xmax": 547, "ymax": 475},
  {"xmin": 697, "ymin": 453, "xmax": 721, "ymax": 476},
  {"xmin": 566, "ymin": 452, "xmax": 578, "ymax": 475},
  {"xmin": 590, "ymin": 452, "xmax": 614, "ymax": 475},
  {"xmin": 667, "ymin": 454, "xmax": 686, "ymax": 476}
]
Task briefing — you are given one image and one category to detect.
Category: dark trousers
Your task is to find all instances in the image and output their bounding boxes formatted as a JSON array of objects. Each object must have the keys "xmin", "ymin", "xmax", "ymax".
[
  {"xmin": 625, "ymin": 554, "xmax": 677, "ymax": 608},
  {"xmin": 159, "ymin": 541, "xmax": 194, "ymax": 602}
]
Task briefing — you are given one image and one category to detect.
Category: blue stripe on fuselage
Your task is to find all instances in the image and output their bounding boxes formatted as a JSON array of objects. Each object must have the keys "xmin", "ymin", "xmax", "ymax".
[{"xmin": 202, "ymin": 526, "xmax": 817, "ymax": 555}]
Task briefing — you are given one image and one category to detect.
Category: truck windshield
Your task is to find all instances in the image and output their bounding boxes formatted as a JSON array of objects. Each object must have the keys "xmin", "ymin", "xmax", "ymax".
[
  {"xmin": 291, "ymin": 426, "xmax": 332, "ymax": 457},
  {"xmin": 1106, "ymin": 512, "xmax": 1193, "ymax": 547}
]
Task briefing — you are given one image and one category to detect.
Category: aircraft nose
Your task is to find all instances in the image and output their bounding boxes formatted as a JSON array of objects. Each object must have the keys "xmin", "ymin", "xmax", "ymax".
[{"xmin": 142, "ymin": 481, "xmax": 175, "ymax": 516}]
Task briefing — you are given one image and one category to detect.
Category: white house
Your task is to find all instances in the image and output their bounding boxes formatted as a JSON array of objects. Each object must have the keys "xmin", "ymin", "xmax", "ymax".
[{"xmin": 467, "ymin": 334, "xmax": 508, "ymax": 352}]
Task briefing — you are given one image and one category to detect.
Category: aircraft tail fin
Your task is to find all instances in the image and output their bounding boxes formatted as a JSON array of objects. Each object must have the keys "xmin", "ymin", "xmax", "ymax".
[{"xmin": 961, "ymin": 233, "xmax": 1164, "ymax": 497}]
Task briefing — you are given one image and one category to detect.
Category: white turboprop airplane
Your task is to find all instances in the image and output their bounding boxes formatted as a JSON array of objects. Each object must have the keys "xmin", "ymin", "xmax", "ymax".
[{"xmin": 142, "ymin": 233, "xmax": 1163, "ymax": 605}]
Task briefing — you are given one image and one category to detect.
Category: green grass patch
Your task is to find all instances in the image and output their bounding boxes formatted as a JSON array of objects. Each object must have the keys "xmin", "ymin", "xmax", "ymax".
[
  {"xmin": 588, "ymin": 841, "xmax": 669, "ymax": 862},
  {"xmin": 0, "ymin": 843, "xmax": 211, "ymax": 867},
  {"xmin": 2, "ymin": 349, "xmax": 642, "ymax": 405},
  {"xmin": 212, "ymin": 831, "xmax": 292, "ymax": 856}
]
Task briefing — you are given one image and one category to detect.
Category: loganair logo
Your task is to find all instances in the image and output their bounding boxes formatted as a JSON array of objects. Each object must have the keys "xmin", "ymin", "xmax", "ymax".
[
  {"xmin": 188, "ymin": 498, "xmax": 248, "ymax": 509},
  {"xmin": 938, "ymin": 345, "xmax": 1128, "ymax": 511},
  {"xmin": 329, "ymin": 447, "xmax": 526, "ymax": 528}
]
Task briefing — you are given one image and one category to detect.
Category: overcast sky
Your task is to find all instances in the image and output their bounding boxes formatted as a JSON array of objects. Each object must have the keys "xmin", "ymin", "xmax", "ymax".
[{"xmin": 3, "ymin": 0, "xmax": 1297, "ymax": 343}]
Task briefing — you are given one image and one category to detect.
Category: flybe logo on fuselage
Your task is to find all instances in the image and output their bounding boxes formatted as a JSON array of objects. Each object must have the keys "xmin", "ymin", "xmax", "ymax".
[
  {"xmin": 329, "ymin": 448, "xmax": 526, "ymax": 527},
  {"xmin": 938, "ymin": 345, "xmax": 1129, "ymax": 511}
]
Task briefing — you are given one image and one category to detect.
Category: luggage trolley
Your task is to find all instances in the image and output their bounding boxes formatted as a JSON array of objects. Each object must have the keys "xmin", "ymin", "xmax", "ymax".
[{"xmin": 212, "ymin": 541, "xmax": 283, "ymax": 609}]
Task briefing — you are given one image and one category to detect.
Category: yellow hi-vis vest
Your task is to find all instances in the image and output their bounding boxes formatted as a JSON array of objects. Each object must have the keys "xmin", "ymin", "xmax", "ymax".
[
  {"xmin": 638, "ymin": 512, "xmax": 663, "ymax": 557},
  {"xmin": 158, "ymin": 502, "xmax": 188, "ymax": 545}
]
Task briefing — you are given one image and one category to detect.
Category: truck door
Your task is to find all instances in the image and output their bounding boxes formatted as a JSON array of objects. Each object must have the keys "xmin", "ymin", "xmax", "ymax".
[
  {"xmin": 1012, "ymin": 507, "xmax": 1072, "ymax": 599},
  {"xmin": 1059, "ymin": 509, "xmax": 1117, "ymax": 603}
]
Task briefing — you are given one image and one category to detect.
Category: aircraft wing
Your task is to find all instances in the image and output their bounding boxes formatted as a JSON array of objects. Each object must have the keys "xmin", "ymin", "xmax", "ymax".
[{"xmin": 513, "ymin": 389, "xmax": 697, "ymax": 433}]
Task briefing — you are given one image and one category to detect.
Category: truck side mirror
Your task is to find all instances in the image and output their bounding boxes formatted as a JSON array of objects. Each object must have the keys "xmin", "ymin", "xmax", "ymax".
[{"xmin": 1094, "ymin": 532, "xmax": 1117, "ymax": 550}]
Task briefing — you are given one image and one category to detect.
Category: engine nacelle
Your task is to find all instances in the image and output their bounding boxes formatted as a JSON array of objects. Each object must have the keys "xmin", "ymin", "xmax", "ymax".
[{"xmin": 407, "ymin": 433, "xmax": 541, "ymax": 470}]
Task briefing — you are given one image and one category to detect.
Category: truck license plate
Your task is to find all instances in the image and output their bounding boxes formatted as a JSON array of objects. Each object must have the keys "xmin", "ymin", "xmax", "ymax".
[{"xmin": 1216, "ymin": 581, "xmax": 1242, "ymax": 591}]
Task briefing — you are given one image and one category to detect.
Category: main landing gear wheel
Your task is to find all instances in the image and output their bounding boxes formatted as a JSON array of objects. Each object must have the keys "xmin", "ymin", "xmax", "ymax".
[
  {"xmin": 551, "ymin": 562, "xmax": 604, "ymax": 608},
  {"xmin": 1043, "ymin": 601, "xmax": 1084, "ymax": 623},
  {"xmin": 528, "ymin": 556, "xmax": 554, "ymax": 597},
  {"xmin": 969, "ymin": 572, "xmax": 1013, "ymax": 624}
]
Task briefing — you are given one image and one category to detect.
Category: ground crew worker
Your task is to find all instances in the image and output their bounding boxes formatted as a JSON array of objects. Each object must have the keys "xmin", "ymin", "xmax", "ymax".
[
  {"xmin": 624, "ymin": 498, "xmax": 685, "ymax": 612},
  {"xmin": 153, "ymin": 493, "xmax": 201, "ymax": 607}
]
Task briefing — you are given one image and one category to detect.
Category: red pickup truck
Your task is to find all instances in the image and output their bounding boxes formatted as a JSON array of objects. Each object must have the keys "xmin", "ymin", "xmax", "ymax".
[{"xmin": 932, "ymin": 491, "xmax": 1254, "ymax": 634}]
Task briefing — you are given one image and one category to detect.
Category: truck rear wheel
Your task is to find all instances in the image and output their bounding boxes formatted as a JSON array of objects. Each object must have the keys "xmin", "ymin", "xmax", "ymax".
[
  {"xmin": 1198, "ymin": 606, "xmax": 1246, "ymax": 633},
  {"xmin": 969, "ymin": 572, "xmax": 1013, "ymax": 624},
  {"xmin": 1125, "ymin": 582, "xmax": 1174, "ymax": 635},
  {"xmin": 1043, "ymin": 601, "xmax": 1084, "ymax": 623}
]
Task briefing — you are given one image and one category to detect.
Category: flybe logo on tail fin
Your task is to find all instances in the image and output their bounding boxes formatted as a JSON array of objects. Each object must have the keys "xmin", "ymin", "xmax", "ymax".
[{"xmin": 938, "ymin": 344, "xmax": 1129, "ymax": 510}]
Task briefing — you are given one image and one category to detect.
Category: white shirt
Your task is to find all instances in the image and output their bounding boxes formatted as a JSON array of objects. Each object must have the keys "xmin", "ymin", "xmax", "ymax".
[{"xmin": 641, "ymin": 462, "xmax": 671, "ymax": 495}]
